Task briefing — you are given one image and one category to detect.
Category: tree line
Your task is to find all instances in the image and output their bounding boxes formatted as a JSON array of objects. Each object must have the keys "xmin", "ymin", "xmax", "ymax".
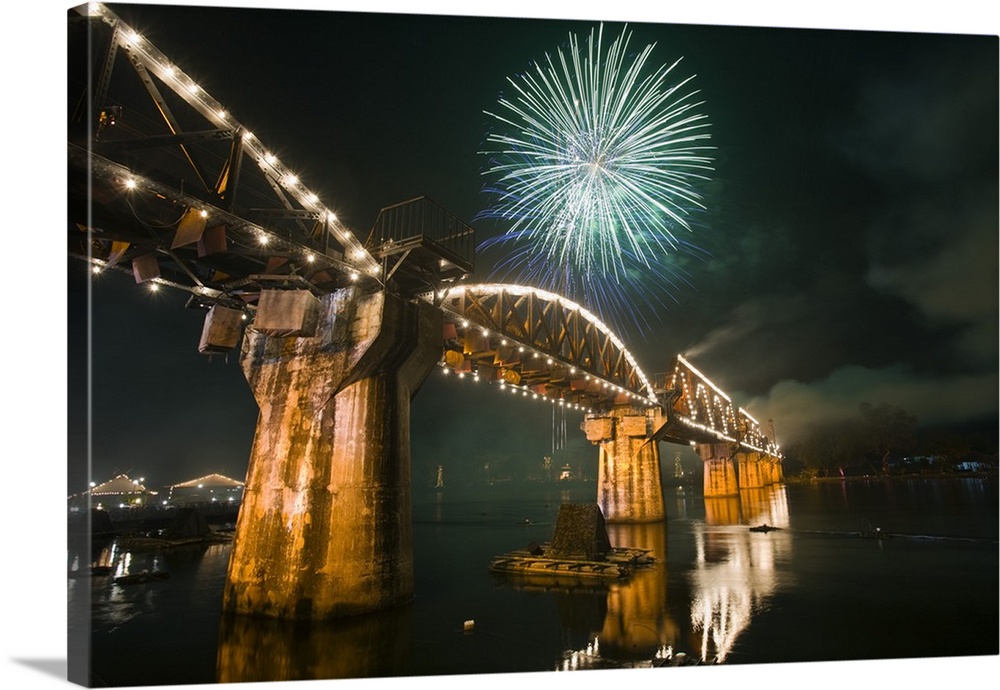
[{"xmin": 781, "ymin": 402, "xmax": 998, "ymax": 478}]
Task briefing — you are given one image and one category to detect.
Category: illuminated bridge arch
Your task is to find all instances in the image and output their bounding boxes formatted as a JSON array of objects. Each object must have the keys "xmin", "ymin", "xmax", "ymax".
[{"xmin": 424, "ymin": 283, "xmax": 659, "ymax": 412}]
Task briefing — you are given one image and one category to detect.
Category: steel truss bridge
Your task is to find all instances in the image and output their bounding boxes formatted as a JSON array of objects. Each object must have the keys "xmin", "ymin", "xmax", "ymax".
[{"xmin": 68, "ymin": 3, "xmax": 781, "ymax": 463}]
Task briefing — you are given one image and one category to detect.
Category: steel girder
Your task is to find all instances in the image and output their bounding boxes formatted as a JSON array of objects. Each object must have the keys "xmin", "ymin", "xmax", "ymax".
[
  {"xmin": 427, "ymin": 284, "xmax": 659, "ymax": 413},
  {"xmin": 68, "ymin": 3, "xmax": 383, "ymax": 309},
  {"xmin": 658, "ymin": 355, "xmax": 781, "ymax": 458}
]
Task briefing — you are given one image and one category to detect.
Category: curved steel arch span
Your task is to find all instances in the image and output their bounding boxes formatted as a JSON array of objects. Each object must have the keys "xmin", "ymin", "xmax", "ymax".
[
  {"xmin": 424, "ymin": 283, "xmax": 659, "ymax": 413},
  {"xmin": 426, "ymin": 284, "xmax": 781, "ymax": 459}
]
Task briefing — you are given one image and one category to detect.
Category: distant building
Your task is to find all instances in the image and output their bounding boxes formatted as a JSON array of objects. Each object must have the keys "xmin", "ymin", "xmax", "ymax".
[
  {"xmin": 68, "ymin": 474, "xmax": 157, "ymax": 512},
  {"xmin": 166, "ymin": 473, "xmax": 245, "ymax": 506}
]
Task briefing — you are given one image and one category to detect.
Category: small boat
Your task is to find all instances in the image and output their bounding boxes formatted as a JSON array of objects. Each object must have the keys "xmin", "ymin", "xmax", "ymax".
[
  {"xmin": 859, "ymin": 520, "xmax": 892, "ymax": 539},
  {"xmin": 749, "ymin": 523, "xmax": 780, "ymax": 533}
]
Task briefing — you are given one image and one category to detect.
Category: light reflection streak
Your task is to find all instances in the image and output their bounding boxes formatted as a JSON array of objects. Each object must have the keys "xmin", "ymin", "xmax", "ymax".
[
  {"xmin": 689, "ymin": 485, "xmax": 791, "ymax": 662},
  {"xmin": 549, "ymin": 522, "xmax": 688, "ymax": 669}
]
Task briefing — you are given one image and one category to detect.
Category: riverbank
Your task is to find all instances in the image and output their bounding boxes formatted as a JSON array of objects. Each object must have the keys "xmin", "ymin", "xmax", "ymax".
[{"xmin": 785, "ymin": 471, "xmax": 997, "ymax": 484}]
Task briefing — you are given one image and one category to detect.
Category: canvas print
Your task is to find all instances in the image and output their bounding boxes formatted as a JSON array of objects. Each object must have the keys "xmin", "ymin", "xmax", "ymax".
[{"xmin": 65, "ymin": 2, "xmax": 997, "ymax": 688}]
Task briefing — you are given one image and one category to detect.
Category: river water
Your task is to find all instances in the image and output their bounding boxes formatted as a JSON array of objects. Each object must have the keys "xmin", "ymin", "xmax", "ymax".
[{"xmin": 68, "ymin": 477, "xmax": 998, "ymax": 686}]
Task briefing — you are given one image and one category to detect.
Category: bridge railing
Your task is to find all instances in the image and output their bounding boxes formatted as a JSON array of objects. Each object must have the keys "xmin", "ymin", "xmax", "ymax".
[
  {"xmin": 367, "ymin": 197, "xmax": 475, "ymax": 267},
  {"xmin": 364, "ymin": 196, "xmax": 475, "ymax": 295}
]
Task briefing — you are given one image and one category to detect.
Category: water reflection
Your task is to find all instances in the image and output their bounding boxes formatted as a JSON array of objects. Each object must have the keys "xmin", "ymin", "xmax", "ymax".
[
  {"xmin": 600, "ymin": 523, "xmax": 678, "ymax": 661},
  {"xmin": 72, "ymin": 479, "xmax": 995, "ymax": 684},
  {"xmin": 216, "ymin": 606, "xmax": 411, "ymax": 682},
  {"xmin": 68, "ymin": 536, "xmax": 231, "ymax": 636},
  {"xmin": 497, "ymin": 520, "xmax": 689, "ymax": 669},
  {"xmin": 690, "ymin": 485, "xmax": 791, "ymax": 662}
]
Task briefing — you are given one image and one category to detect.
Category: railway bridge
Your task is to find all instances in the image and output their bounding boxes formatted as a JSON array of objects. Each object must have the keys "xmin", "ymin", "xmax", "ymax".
[{"xmin": 69, "ymin": 4, "xmax": 782, "ymax": 620}]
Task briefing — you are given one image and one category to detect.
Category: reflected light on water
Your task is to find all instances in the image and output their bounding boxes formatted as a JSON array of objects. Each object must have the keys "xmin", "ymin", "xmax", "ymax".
[
  {"xmin": 216, "ymin": 605, "xmax": 411, "ymax": 682},
  {"xmin": 690, "ymin": 485, "xmax": 792, "ymax": 662},
  {"xmin": 600, "ymin": 522, "xmax": 679, "ymax": 660}
]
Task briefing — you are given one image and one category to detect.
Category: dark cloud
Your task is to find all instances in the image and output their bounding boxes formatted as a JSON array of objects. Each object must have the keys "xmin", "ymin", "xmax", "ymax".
[
  {"xmin": 681, "ymin": 28, "xmax": 998, "ymax": 440},
  {"xmin": 747, "ymin": 365, "xmax": 998, "ymax": 445}
]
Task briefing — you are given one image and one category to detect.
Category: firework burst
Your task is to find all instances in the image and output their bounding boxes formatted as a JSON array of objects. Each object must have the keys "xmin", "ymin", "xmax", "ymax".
[{"xmin": 478, "ymin": 24, "xmax": 714, "ymax": 334}]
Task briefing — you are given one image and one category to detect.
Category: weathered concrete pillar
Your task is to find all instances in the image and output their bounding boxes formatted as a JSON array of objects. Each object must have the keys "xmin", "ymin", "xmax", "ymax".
[
  {"xmin": 698, "ymin": 443, "xmax": 739, "ymax": 498},
  {"xmin": 591, "ymin": 407, "xmax": 665, "ymax": 523},
  {"xmin": 771, "ymin": 456, "xmax": 785, "ymax": 484},
  {"xmin": 736, "ymin": 450, "xmax": 766, "ymax": 489},
  {"xmin": 223, "ymin": 287, "xmax": 442, "ymax": 620}
]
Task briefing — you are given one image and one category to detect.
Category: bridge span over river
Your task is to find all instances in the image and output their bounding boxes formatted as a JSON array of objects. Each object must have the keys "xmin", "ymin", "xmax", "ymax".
[{"xmin": 69, "ymin": 4, "xmax": 782, "ymax": 620}]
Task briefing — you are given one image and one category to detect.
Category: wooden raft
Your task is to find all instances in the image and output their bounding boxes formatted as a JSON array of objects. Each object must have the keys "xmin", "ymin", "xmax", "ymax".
[{"xmin": 490, "ymin": 544, "xmax": 654, "ymax": 580}]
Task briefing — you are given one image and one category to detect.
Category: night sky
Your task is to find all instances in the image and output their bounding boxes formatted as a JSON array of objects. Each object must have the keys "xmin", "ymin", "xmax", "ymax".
[{"xmin": 63, "ymin": 2, "xmax": 997, "ymax": 495}]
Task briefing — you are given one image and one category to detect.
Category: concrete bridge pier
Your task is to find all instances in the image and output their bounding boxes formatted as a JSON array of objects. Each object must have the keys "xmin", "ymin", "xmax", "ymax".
[
  {"xmin": 736, "ymin": 450, "xmax": 766, "ymax": 490},
  {"xmin": 223, "ymin": 286, "xmax": 442, "ymax": 620},
  {"xmin": 590, "ymin": 407, "xmax": 665, "ymax": 523},
  {"xmin": 772, "ymin": 457, "xmax": 785, "ymax": 484},
  {"xmin": 698, "ymin": 443, "xmax": 740, "ymax": 498}
]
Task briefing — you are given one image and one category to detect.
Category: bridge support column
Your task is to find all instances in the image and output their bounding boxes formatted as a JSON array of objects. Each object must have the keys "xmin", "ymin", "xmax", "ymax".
[
  {"xmin": 223, "ymin": 287, "xmax": 442, "ymax": 620},
  {"xmin": 698, "ymin": 443, "xmax": 739, "ymax": 498},
  {"xmin": 771, "ymin": 456, "xmax": 785, "ymax": 484},
  {"xmin": 591, "ymin": 408, "xmax": 665, "ymax": 523},
  {"xmin": 736, "ymin": 450, "xmax": 766, "ymax": 490}
]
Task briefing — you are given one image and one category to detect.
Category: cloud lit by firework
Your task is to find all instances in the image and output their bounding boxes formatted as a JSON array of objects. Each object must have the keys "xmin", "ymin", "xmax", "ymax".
[{"xmin": 477, "ymin": 23, "xmax": 714, "ymax": 334}]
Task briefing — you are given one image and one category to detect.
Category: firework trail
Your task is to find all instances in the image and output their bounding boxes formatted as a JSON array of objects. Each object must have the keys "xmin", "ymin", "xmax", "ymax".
[{"xmin": 478, "ymin": 24, "xmax": 714, "ymax": 334}]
